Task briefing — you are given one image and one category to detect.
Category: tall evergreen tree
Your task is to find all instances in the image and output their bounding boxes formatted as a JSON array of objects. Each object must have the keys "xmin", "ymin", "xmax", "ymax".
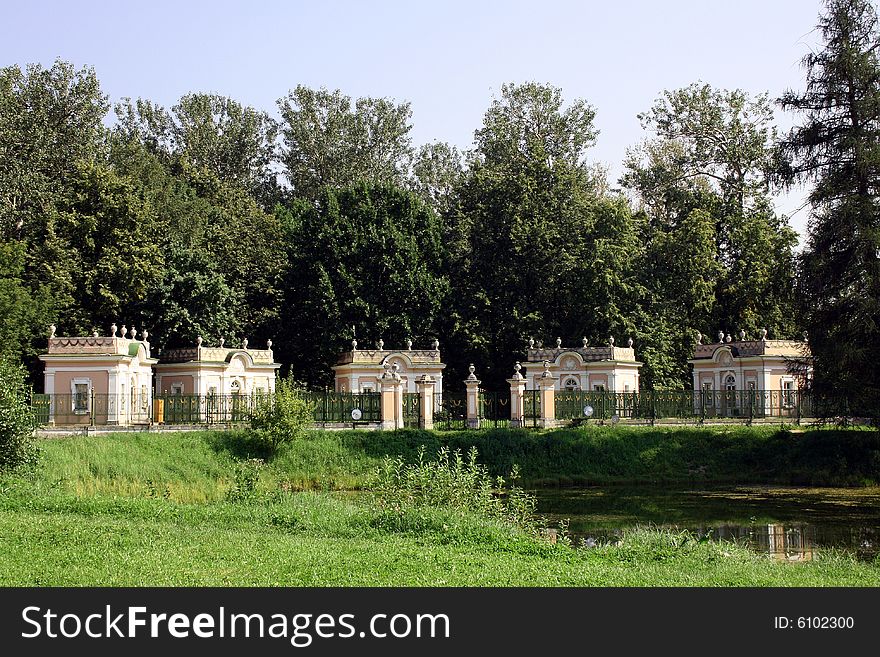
[{"xmin": 777, "ymin": 0, "xmax": 880, "ymax": 414}]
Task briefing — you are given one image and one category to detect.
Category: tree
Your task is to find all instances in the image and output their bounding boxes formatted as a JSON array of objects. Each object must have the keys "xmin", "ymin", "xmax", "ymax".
[
  {"xmin": 0, "ymin": 60, "xmax": 108, "ymax": 241},
  {"xmin": 622, "ymin": 83, "xmax": 799, "ymax": 386},
  {"xmin": 115, "ymin": 94, "xmax": 279, "ymax": 206},
  {"xmin": 777, "ymin": 0, "xmax": 880, "ymax": 414},
  {"xmin": 281, "ymin": 183, "xmax": 448, "ymax": 386},
  {"xmin": 450, "ymin": 82, "xmax": 644, "ymax": 389},
  {"xmin": 0, "ymin": 242, "xmax": 52, "ymax": 374},
  {"xmin": 0, "ymin": 357, "xmax": 38, "ymax": 472},
  {"xmin": 277, "ymin": 86, "xmax": 413, "ymax": 201}
]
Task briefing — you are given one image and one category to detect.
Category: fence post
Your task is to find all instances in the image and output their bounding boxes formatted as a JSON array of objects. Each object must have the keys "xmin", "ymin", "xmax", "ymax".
[
  {"xmin": 90, "ymin": 387, "xmax": 96, "ymax": 427},
  {"xmin": 508, "ymin": 362, "xmax": 526, "ymax": 428},
  {"xmin": 465, "ymin": 364, "xmax": 481, "ymax": 429},
  {"xmin": 538, "ymin": 361, "xmax": 557, "ymax": 429},
  {"xmin": 650, "ymin": 390, "xmax": 656, "ymax": 426},
  {"xmin": 416, "ymin": 375, "xmax": 435, "ymax": 430}
]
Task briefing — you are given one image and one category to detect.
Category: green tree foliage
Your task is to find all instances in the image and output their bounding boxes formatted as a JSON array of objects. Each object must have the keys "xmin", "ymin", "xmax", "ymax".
[
  {"xmin": 0, "ymin": 60, "xmax": 107, "ymax": 241},
  {"xmin": 282, "ymin": 183, "xmax": 447, "ymax": 385},
  {"xmin": 0, "ymin": 61, "xmax": 108, "ymax": 368},
  {"xmin": 0, "ymin": 357, "xmax": 38, "ymax": 472},
  {"xmin": 450, "ymin": 82, "xmax": 643, "ymax": 388},
  {"xmin": 48, "ymin": 161, "xmax": 166, "ymax": 334},
  {"xmin": 0, "ymin": 242, "xmax": 52, "ymax": 371},
  {"xmin": 115, "ymin": 94, "xmax": 279, "ymax": 205},
  {"xmin": 277, "ymin": 86, "xmax": 413, "ymax": 201},
  {"xmin": 623, "ymin": 83, "xmax": 799, "ymax": 386},
  {"xmin": 777, "ymin": 0, "xmax": 880, "ymax": 413}
]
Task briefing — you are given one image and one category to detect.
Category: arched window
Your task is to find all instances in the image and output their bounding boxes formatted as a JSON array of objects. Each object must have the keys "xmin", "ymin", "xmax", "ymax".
[
  {"xmin": 564, "ymin": 377, "xmax": 580, "ymax": 391},
  {"xmin": 725, "ymin": 374, "xmax": 736, "ymax": 391}
]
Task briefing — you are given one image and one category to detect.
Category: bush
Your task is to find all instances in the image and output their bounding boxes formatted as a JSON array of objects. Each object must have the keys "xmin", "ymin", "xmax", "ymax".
[
  {"xmin": 0, "ymin": 358, "xmax": 39, "ymax": 472},
  {"xmin": 248, "ymin": 377, "xmax": 315, "ymax": 452},
  {"xmin": 368, "ymin": 446, "xmax": 538, "ymax": 533}
]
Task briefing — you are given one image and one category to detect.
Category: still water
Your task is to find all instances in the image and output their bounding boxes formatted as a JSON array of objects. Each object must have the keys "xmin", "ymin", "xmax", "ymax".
[{"xmin": 533, "ymin": 486, "xmax": 880, "ymax": 561}]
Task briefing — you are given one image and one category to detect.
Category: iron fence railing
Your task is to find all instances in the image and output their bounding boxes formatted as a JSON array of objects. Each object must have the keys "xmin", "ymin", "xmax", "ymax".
[
  {"xmin": 30, "ymin": 388, "xmax": 844, "ymax": 428},
  {"xmin": 554, "ymin": 389, "xmax": 820, "ymax": 422},
  {"xmin": 479, "ymin": 390, "xmax": 510, "ymax": 428},
  {"xmin": 302, "ymin": 391, "xmax": 381, "ymax": 425},
  {"xmin": 434, "ymin": 392, "xmax": 467, "ymax": 430}
]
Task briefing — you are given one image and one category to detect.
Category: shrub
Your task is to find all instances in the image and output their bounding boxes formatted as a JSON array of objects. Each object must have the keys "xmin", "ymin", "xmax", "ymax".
[
  {"xmin": 248, "ymin": 377, "xmax": 315, "ymax": 452},
  {"xmin": 0, "ymin": 358, "xmax": 39, "ymax": 472},
  {"xmin": 368, "ymin": 445, "xmax": 537, "ymax": 533}
]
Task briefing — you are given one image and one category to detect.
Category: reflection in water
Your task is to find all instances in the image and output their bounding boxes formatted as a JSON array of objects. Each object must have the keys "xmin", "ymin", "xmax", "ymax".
[{"xmin": 534, "ymin": 486, "xmax": 880, "ymax": 561}]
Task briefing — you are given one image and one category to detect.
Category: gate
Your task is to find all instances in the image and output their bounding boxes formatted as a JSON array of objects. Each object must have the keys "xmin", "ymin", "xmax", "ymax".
[
  {"xmin": 523, "ymin": 389, "xmax": 541, "ymax": 428},
  {"xmin": 434, "ymin": 392, "xmax": 467, "ymax": 430},
  {"xmin": 479, "ymin": 390, "xmax": 510, "ymax": 428},
  {"xmin": 403, "ymin": 392, "xmax": 421, "ymax": 428}
]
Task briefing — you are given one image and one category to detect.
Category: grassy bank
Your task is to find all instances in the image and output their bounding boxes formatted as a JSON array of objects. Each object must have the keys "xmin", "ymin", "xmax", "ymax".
[
  {"xmin": 2, "ymin": 426, "xmax": 878, "ymax": 586},
  {"xmin": 34, "ymin": 426, "xmax": 880, "ymax": 498}
]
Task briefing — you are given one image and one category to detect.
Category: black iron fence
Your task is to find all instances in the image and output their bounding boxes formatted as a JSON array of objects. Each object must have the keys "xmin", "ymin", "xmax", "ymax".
[
  {"xmin": 297, "ymin": 391, "xmax": 381, "ymax": 425},
  {"xmin": 31, "ymin": 388, "xmax": 842, "ymax": 429},
  {"xmin": 554, "ymin": 389, "xmax": 818, "ymax": 422},
  {"xmin": 434, "ymin": 392, "xmax": 467, "ymax": 430}
]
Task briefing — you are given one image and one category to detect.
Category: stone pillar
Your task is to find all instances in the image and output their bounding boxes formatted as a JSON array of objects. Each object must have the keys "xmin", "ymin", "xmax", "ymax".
[
  {"xmin": 416, "ymin": 375, "xmax": 435, "ymax": 430},
  {"xmin": 380, "ymin": 362, "xmax": 404, "ymax": 430},
  {"xmin": 508, "ymin": 362, "xmax": 526, "ymax": 428},
  {"xmin": 44, "ymin": 370, "xmax": 56, "ymax": 426},
  {"xmin": 464, "ymin": 364, "xmax": 481, "ymax": 429},
  {"xmin": 538, "ymin": 361, "xmax": 557, "ymax": 429},
  {"xmin": 380, "ymin": 376, "xmax": 402, "ymax": 430},
  {"xmin": 107, "ymin": 370, "xmax": 120, "ymax": 425}
]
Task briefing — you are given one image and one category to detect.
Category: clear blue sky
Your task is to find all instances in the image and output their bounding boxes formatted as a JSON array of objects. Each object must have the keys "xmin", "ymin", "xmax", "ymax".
[{"xmin": 2, "ymin": 0, "xmax": 825, "ymax": 239}]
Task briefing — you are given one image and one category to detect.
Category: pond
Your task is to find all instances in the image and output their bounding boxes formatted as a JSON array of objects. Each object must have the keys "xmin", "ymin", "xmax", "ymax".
[{"xmin": 533, "ymin": 485, "xmax": 880, "ymax": 561}]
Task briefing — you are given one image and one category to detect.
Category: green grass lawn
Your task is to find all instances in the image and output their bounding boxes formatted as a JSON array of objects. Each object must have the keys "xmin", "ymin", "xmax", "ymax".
[{"xmin": 2, "ymin": 428, "xmax": 879, "ymax": 586}]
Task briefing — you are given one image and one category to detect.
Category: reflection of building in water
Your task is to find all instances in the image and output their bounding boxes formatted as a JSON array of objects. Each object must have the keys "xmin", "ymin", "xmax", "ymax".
[{"xmin": 714, "ymin": 523, "xmax": 815, "ymax": 561}]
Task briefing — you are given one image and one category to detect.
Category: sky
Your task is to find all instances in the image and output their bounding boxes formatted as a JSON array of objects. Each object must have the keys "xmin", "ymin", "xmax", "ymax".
[{"xmin": 1, "ymin": 0, "xmax": 827, "ymax": 241}]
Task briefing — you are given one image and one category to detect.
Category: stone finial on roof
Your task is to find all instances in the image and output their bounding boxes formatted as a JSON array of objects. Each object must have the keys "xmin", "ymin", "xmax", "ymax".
[
  {"xmin": 556, "ymin": 337, "xmax": 562, "ymax": 348},
  {"xmin": 120, "ymin": 325, "xmax": 127, "ymax": 339},
  {"xmin": 582, "ymin": 336, "xmax": 589, "ymax": 348},
  {"xmin": 725, "ymin": 333, "xmax": 732, "ymax": 343},
  {"xmin": 267, "ymin": 339, "xmax": 272, "ymax": 350},
  {"xmin": 717, "ymin": 330, "xmax": 724, "ymax": 343},
  {"xmin": 242, "ymin": 337, "xmax": 249, "ymax": 349},
  {"xmin": 406, "ymin": 338, "xmax": 412, "ymax": 350},
  {"xmin": 696, "ymin": 331, "xmax": 702, "ymax": 345},
  {"xmin": 377, "ymin": 338, "xmax": 384, "ymax": 350},
  {"xmin": 739, "ymin": 329, "xmax": 746, "ymax": 341},
  {"xmin": 760, "ymin": 328, "xmax": 768, "ymax": 341},
  {"xmin": 351, "ymin": 338, "xmax": 358, "ymax": 350},
  {"xmin": 110, "ymin": 323, "xmax": 117, "ymax": 337},
  {"xmin": 432, "ymin": 338, "xmax": 439, "ymax": 350},
  {"xmin": 130, "ymin": 326, "xmax": 137, "ymax": 338},
  {"xmin": 528, "ymin": 337, "xmax": 535, "ymax": 349},
  {"xmin": 803, "ymin": 330, "xmax": 808, "ymax": 343},
  {"xmin": 92, "ymin": 329, "xmax": 99, "ymax": 337},
  {"xmin": 627, "ymin": 337, "xmax": 633, "ymax": 348},
  {"xmin": 196, "ymin": 335, "xmax": 203, "ymax": 346},
  {"xmin": 466, "ymin": 363, "xmax": 477, "ymax": 381},
  {"xmin": 609, "ymin": 336, "xmax": 615, "ymax": 346},
  {"xmin": 143, "ymin": 330, "xmax": 149, "ymax": 341},
  {"xmin": 219, "ymin": 337, "xmax": 225, "ymax": 348}
]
